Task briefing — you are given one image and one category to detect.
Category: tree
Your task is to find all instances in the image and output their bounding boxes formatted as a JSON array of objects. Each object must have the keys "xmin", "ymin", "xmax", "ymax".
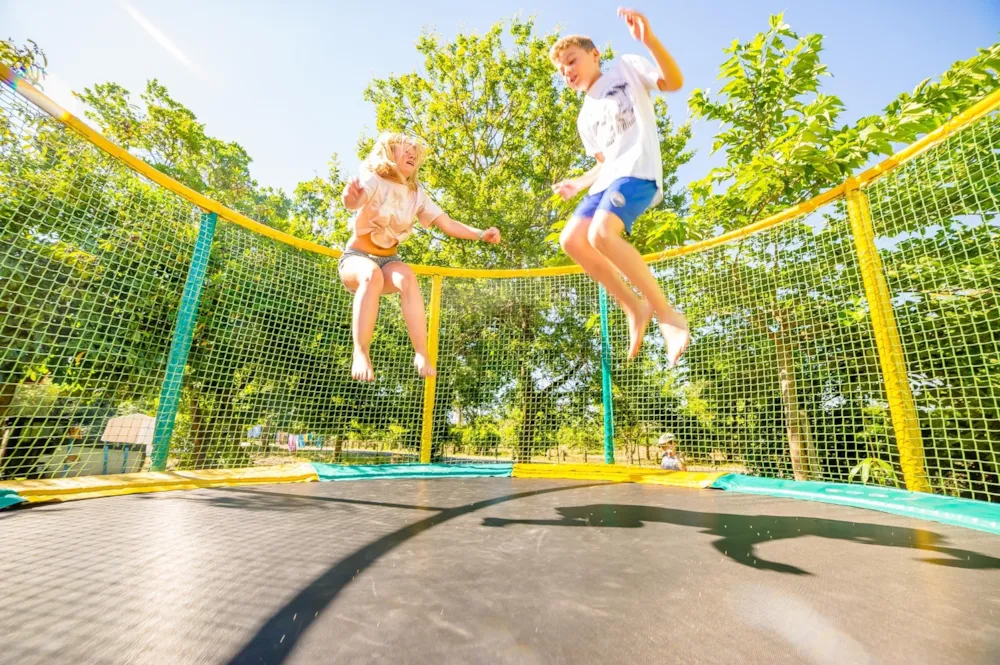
[
  {"xmin": 361, "ymin": 17, "xmax": 583, "ymax": 269},
  {"xmin": 669, "ymin": 15, "xmax": 999, "ymax": 481}
]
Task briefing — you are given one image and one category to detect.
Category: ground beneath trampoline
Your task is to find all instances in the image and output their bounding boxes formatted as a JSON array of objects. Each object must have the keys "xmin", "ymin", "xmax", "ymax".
[{"xmin": 1, "ymin": 478, "xmax": 998, "ymax": 665}]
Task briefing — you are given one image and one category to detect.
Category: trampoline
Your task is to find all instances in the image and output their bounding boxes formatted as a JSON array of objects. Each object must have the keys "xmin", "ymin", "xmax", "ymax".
[
  {"xmin": 2, "ymin": 477, "xmax": 998, "ymax": 665},
  {"xmin": 3, "ymin": 40, "xmax": 1000, "ymax": 665}
]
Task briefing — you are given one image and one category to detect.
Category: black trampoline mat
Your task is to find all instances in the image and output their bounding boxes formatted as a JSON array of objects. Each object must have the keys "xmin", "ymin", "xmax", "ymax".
[{"xmin": 1, "ymin": 478, "xmax": 998, "ymax": 665}]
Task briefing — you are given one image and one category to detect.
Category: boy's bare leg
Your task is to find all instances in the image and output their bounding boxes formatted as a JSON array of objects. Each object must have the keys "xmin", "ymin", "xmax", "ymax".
[
  {"xmin": 588, "ymin": 210, "xmax": 690, "ymax": 366},
  {"xmin": 560, "ymin": 216, "xmax": 653, "ymax": 359}
]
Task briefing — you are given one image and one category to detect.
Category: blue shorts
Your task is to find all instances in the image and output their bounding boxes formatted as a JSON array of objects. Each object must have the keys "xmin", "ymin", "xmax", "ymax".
[{"xmin": 573, "ymin": 177, "xmax": 658, "ymax": 235}]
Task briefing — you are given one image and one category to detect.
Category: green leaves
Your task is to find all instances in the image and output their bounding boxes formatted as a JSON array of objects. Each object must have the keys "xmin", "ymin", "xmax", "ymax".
[
  {"xmin": 75, "ymin": 79, "xmax": 275, "ymax": 223},
  {"xmin": 848, "ymin": 457, "xmax": 900, "ymax": 487},
  {"xmin": 688, "ymin": 16, "xmax": 846, "ymax": 232},
  {"xmin": 362, "ymin": 17, "xmax": 587, "ymax": 269},
  {"xmin": 0, "ymin": 39, "xmax": 47, "ymax": 85}
]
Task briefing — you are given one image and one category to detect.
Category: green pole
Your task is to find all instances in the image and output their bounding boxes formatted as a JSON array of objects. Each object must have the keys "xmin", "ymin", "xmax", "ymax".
[
  {"xmin": 599, "ymin": 286, "xmax": 615, "ymax": 464},
  {"xmin": 150, "ymin": 212, "xmax": 217, "ymax": 471}
]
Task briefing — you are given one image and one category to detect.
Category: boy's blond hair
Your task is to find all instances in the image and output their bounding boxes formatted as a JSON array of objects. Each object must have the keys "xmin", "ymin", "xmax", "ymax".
[
  {"xmin": 549, "ymin": 35, "xmax": 598, "ymax": 65},
  {"xmin": 360, "ymin": 132, "xmax": 427, "ymax": 192}
]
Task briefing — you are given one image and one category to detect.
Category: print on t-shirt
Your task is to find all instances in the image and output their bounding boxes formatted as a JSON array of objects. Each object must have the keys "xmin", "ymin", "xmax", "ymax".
[
  {"xmin": 377, "ymin": 189, "xmax": 407, "ymax": 233},
  {"xmin": 576, "ymin": 55, "xmax": 663, "ymax": 206},
  {"xmin": 591, "ymin": 81, "xmax": 637, "ymax": 149}
]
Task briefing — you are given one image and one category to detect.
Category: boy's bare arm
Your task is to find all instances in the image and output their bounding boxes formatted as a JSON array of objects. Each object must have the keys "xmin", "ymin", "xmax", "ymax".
[
  {"xmin": 553, "ymin": 153, "xmax": 605, "ymax": 201},
  {"xmin": 575, "ymin": 158, "xmax": 605, "ymax": 188},
  {"xmin": 618, "ymin": 7, "xmax": 683, "ymax": 91}
]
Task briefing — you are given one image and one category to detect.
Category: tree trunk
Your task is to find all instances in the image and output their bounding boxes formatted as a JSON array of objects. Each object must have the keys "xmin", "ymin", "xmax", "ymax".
[
  {"xmin": 775, "ymin": 334, "xmax": 817, "ymax": 480},
  {"xmin": 0, "ymin": 379, "xmax": 17, "ymax": 472},
  {"xmin": 190, "ymin": 392, "xmax": 205, "ymax": 469},
  {"xmin": 516, "ymin": 370, "xmax": 537, "ymax": 463}
]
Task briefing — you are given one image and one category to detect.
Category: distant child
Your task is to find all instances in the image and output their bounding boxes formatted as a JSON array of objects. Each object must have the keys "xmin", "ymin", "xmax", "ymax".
[
  {"xmin": 340, "ymin": 133, "xmax": 501, "ymax": 382},
  {"xmin": 550, "ymin": 7, "xmax": 690, "ymax": 366},
  {"xmin": 658, "ymin": 433, "xmax": 686, "ymax": 471}
]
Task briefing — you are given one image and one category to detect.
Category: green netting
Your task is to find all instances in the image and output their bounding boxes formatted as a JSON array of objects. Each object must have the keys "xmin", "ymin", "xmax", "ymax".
[
  {"xmin": 168, "ymin": 221, "xmax": 430, "ymax": 470},
  {"xmin": 605, "ymin": 201, "xmax": 896, "ymax": 481},
  {"xmin": 433, "ymin": 273, "xmax": 605, "ymax": 464},
  {"xmin": 1, "ymin": 75, "xmax": 998, "ymax": 505},
  {"xmin": 866, "ymin": 109, "xmax": 1000, "ymax": 501},
  {"xmin": 0, "ymin": 82, "xmax": 198, "ymax": 480}
]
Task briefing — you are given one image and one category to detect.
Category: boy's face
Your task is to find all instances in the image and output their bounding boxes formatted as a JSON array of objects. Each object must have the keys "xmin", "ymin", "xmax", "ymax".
[
  {"xmin": 554, "ymin": 45, "xmax": 601, "ymax": 92},
  {"xmin": 392, "ymin": 143, "xmax": 419, "ymax": 178}
]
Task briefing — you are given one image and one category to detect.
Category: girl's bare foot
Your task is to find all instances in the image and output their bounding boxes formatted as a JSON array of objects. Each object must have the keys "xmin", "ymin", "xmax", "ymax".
[
  {"xmin": 658, "ymin": 310, "xmax": 690, "ymax": 368},
  {"xmin": 352, "ymin": 349, "xmax": 375, "ymax": 382},
  {"xmin": 414, "ymin": 352, "xmax": 437, "ymax": 378},
  {"xmin": 627, "ymin": 299, "xmax": 653, "ymax": 360}
]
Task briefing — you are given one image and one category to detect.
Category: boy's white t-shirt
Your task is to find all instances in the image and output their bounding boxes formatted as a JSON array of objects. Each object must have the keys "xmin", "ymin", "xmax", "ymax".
[
  {"xmin": 350, "ymin": 172, "xmax": 445, "ymax": 249},
  {"xmin": 577, "ymin": 54, "xmax": 663, "ymax": 206}
]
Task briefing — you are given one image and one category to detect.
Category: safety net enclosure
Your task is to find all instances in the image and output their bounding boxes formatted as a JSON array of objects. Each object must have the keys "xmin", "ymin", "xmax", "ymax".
[{"xmin": 0, "ymin": 61, "xmax": 999, "ymax": 504}]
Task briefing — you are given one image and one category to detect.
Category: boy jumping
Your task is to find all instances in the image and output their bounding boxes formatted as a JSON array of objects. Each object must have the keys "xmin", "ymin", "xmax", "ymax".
[{"xmin": 551, "ymin": 7, "xmax": 690, "ymax": 366}]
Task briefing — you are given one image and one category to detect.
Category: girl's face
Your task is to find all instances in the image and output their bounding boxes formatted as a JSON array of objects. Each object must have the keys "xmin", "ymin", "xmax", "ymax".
[{"xmin": 392, "ymin": 142, "xmax": 419, "ymax": 179}]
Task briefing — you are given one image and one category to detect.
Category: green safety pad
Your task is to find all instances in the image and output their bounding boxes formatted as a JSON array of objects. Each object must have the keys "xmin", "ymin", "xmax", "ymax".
[
  {"xmin": 711, "ymin": 474, "xmax": 1000, "ymax": 535},
  {"xmin": 312, "ymin": 463, "xmax": 514, "ymax": 482},
  {"xmin": 0, "ymin": 489, "xmax": 25, "ymax": 511}
]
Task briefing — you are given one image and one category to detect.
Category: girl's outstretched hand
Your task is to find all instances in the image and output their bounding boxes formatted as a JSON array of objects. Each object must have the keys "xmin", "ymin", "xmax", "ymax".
[{"xmin": 481, "ymin": 227, "xmax": 502, "ymax": 244}]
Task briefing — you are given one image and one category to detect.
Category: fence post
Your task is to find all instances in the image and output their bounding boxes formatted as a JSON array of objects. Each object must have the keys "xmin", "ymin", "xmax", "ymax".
[
  {"xmin": 150, "ymin": 212, "xmax": 218, "ymax": 472},
  {"xmin": 420, "ymin": 275, "xmax": 444, "ymax": 464},
  {"xmin": 845, "ymin": 182, "xmax": 931, "ymax": 492},
  {"xmin": 599, "ymin": 287, "xmax": 615, "ymax": 464}
]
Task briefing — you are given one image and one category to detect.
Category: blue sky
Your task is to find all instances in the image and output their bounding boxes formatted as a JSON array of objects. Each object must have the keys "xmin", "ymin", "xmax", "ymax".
[{"xmin": 3, "ymin": 1, "xmax": 998, "ymax": 196}]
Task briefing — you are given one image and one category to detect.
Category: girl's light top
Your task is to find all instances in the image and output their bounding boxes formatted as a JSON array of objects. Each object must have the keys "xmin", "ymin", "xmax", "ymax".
[{"xmin": 350, "ymin": 172, "xmax": 444, "ymax": 249}]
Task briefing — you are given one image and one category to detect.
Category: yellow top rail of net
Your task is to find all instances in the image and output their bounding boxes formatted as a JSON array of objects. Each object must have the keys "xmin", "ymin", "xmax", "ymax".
[{"xmin": 3, "ymin": 61, "xmax": 999, "ymax": 280}]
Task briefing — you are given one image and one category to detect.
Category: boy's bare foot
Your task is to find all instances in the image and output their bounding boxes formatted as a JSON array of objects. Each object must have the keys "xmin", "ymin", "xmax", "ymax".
[
  {"xmin": 627, "ymin": 299, "xmax": 653, "ymax": 360},
  {"xmin": 352, "ymin": 349, "xmax": 375, "ymax": 382},
  {"xmin": 659, "ymin": 310, "xmax": 690, "ymax": 368},
  {"xmin": 414, "ymin": 352, "xmax": 437, "ymax": 378}
]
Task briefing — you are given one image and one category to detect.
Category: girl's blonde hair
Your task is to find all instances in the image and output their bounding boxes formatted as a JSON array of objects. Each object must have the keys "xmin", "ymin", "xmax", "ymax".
[{"xmin": 360, "ymin": 132, "xmax": 427, "ymax": 191}]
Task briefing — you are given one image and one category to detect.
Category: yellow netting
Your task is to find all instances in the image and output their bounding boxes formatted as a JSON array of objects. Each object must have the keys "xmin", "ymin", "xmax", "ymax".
[
  {"xmin": 1, "ymin": 68, "xmax": 997, "ymax": 502},
  {"xmin": 865, "ymin": 109, "xmax": 1000, "ymax": 500}
]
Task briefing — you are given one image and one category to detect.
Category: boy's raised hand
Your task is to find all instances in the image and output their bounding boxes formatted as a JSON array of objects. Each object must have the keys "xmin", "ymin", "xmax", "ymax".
[{"xmin": 618, "ymin": 7, "xmax": 653, "ymax": 45}]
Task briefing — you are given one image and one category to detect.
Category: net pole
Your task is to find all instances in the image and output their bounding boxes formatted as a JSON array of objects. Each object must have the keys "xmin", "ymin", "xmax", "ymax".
[
  {"xmin": 845, "ymin": 183, "xmax": 931, "ymax": 492},
  {"xmin": 150, "ymin": 212, "xmax": 218, "ymax": 471},
  {"xmin": 599, "ymin": 286, "xmax": 615, "ymax": 464},
  {"xmin": 420, "ymin": 275, "xmax": 444, "ymax": 464}
]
